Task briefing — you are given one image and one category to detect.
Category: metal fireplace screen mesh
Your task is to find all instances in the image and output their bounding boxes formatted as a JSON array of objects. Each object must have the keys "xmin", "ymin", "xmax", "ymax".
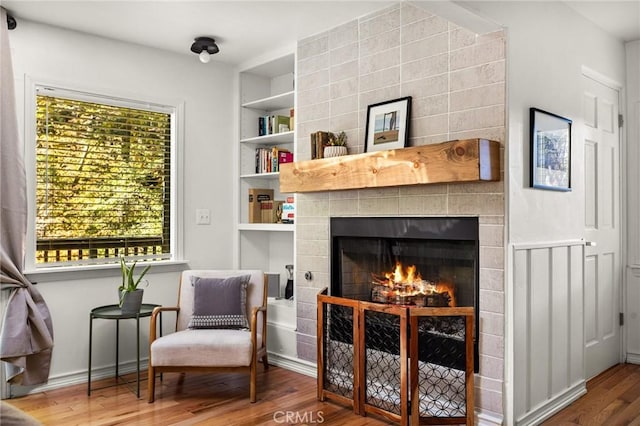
[
  {"xmin": 416, "ymin": 315, "xmax": 467, "ymax": 418},
  {"xmin": 323, "ymin": 304, "xmax": 354, "ymax": 398},
  {"xmin": 364, "ymin": 310, "xmax": 403, "ymax": 415}
]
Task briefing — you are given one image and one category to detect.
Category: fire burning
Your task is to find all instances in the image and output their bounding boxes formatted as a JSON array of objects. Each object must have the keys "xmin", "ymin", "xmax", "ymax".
[{"xmin": 371, "ymin": 261, "xmax": 456, "ymax": 307}]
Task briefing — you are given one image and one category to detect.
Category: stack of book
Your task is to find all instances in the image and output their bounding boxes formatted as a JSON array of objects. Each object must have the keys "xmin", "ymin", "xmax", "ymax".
[
  {"xmin": 310, "ymin": 131, "xmax": 330, "ymax": 159},
  {"xmin": 282, "ymin": 196, "xmax": 295, "ymax": 224},
  {"xmin": 258, "ymin": 115, "xmax": 290, "ymax": 136},
  {"xmin": 255, "ymin": 147, "xmax": 293, "ymax": 174}
]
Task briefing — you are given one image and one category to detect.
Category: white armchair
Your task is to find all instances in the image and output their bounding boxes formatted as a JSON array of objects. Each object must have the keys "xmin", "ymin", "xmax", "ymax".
[{"xmin": 147, "ymin": 270, "xmax": 268, "ymax": 402}]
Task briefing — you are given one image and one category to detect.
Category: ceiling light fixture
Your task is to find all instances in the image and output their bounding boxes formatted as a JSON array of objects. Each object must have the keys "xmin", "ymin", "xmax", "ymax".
[{"xmin": 190, "ymin": 37, "xmax": 219, "ymax": 63}]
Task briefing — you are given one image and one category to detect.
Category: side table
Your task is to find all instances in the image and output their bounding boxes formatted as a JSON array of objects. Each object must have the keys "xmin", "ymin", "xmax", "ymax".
[{"xmin": 88, "ymin": 303, "xmax": 161, "ymax": 398}]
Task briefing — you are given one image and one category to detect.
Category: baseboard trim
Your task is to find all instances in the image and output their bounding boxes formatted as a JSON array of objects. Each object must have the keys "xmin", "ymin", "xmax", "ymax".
[
  {"xmin": 476, "ymin": 410, "xmax": 504, "ymax": 425},
  {"xmin": 267, "ymin": 352, "xmax": 317, "ymax": 378},
  {"xmin": 515, "ymin": 381, "xmax": 586, "ymax": 425},
  {"xmin": 627, "ymin": 353, "xmax": 640, "ymax": 364},
  {"xmin": 6, "ymin": 360, "xmax": 147, "ymax": 398}
]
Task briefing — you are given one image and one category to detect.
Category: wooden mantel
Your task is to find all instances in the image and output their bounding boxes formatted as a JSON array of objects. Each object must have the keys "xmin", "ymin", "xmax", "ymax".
[{"xmin": 279, "ymin": 138, "xmax": 500, "ymax": 193}]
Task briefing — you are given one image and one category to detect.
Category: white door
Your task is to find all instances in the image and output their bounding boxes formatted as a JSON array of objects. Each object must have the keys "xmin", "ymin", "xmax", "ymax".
[{"xmin": 583, "ymin": 74, "xmax": 622, "ymax": 379}]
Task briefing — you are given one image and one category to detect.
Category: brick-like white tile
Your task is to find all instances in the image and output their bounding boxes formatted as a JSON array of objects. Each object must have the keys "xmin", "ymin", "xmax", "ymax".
[
  {"xmin": 330, "ymin": 60, "xmax": 359, "ymax": 82},
  {"xmin": 399, "ymin": 194, "xmax": 448, "ymax": 214},
  {"xmin": 402, "ymin": 15, "xmax": 448, "ymax": 43},
  {"xmin": 297, "ymin": 101, "xmax": 330, "ymax": 123},
  {"xmin": 297, "ymin": 238, "xmax": 328, "ymax": 257},
  {"xmin": 479, "ymin": 354, "xmax": 504, "ymax": 380},
  {"xmin": 450, "ymin": 127, "xmax": 505, "ymax": 144},
  {"xmin": 330, "ymin": 42, "xmax": 359, "ymax": 66},
  {"xmin": 480, "ymin": 289, "xmax": 504, "ymax": 314},
  {"xmin": 328, "ymin": 19, "xmax": 359, "ymax": 49},
  {"xmin": 479, "ymin": 332, "xmax": 504, "ymax": 359},
  {"xmin": 296, "ymin": 340, "xmax": 316, "ymax": 362},
  {"xmin": 296, "ymin": 118, "xmax": 330, "ymax": 141},
  {"xmin": 330, "ymin": 112, "xmax": 359, "ymax": 133},
  {"xmin": 448, "ymin": 193, "xmax": 504, "ymax": 216},
  {"xmin": 411, "ymin": 113, "xmax": 448, "ymax": 138},
  {"xmin": 450, "ymin": 105, "xmax": 505, "ymax": 132},
  {"xmin": 359, "ymin": 86, "xmax": 401, "ymax": 109},
  {"xmin": 479, "ymin": 267, "xmax": 505, "ymax": 292},
  {"xmin": 298, "ymin": 52, "xmax": 329, "ymax": 77},
  {"xmin": 401, "ymin": 2, "xmax": 434, "ymax": 25},
  {"xmin": 360, "ymin": 66, "xmax": 401, "ymax": 92},
  {"xmin": 330, "ymin": 77, "xmax": 358, "ymax": 100},
  {"xmin": 360, "ymin": 28, "xmax": 400, "ymax": 58},
  {"xmin": 297, "ymin": 198, "xmax": 329, "ymax": 217},
  {"xmin": 297, "ymin": 86, "xmax": 330, "ymax": 108},
  {"xmin": 480, "ymin": 246, "xmax": 505, "ymax": 269},
  {"xmin": 449, "ymin": 180, "xmax": 504, "ymax": 195},
  {"xmin": 297, "ymin": 68, "xmax": 330, "ymax": 91},
  {"xmin": 298, "ymin": 32, "xmax": 328, "ymax": 59},
  {"xmin": 402, "ymin": 53, "xmax": 448, "ymax": 81},
  {"xmin": 330, "ymin": 198, "xmax": 359, "ymax": 216},
  {"xmin": 480, "ymin": 311, "xmax": 504, "ymax": 336},
  {"xmin": 450, "ymin": 61, "xmax": 506, "ymax": 91},
  {"xmin": 359, "ymin": 187, "xmax": 400, "ymax": 198},
  {"xmin": 330, "ymin": 94, "xmax": 358, "ymax": 116},
  {"xmin": 475, "ymin": 387, "xmax": 504, "ymax": 415},
  {"xmin": 401, "ymin": 74, "xmax": 448, "ymax": 98},
  {"xmin": 399, "ymin": 183, "xmax": 448, "ymax": 195},
  {"xmin": 360, "ymin": 47, "xmax": 400, "ymax": 75},
  {"xmin": 479, "ymin": 224, "xmax": 504, "ymax": 247},
  {"xmin": 411, "ymin": 94, "xmax": 448, "ymax": 118},
  {"xmin": 401, "ymin": 32, "xmax": 448, "ymax": 63},
  {"xmin": 450, "ymin": 83, "xmax": 505, "ymax": 112},
  {"xmin": 359, "ymin": 6, "xmax": 400, "ymax": 39},
  {"xmin": 450, "ymin": 38, "xmax": 505, "ymax": 71},
  {"xmin": 358, "ymin": 197, "xmax": 400, "ymax": 215}
]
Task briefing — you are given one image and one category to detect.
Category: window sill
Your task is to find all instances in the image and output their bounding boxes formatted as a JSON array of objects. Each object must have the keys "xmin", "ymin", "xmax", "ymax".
[{"xmin": 24, "ymin": 260, "xmax": 190, "ymax": 283}]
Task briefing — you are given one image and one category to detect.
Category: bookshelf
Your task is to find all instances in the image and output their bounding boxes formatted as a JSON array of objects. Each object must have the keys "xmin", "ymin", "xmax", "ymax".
[{"xmin": 237, "ymin": 52, "xmax": 297, "ymax": 360}]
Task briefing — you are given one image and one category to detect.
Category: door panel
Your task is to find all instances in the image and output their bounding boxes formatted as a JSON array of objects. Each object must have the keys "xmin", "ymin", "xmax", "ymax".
[{"xmin": 583, "ymin": 75, "xmax": 621, "ymax": 380}]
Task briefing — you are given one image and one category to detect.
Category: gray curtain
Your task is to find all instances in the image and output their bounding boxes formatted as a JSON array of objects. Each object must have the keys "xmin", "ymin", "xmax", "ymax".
[{"xmin": 0, "ymin": 7, "xmax": 54, "ymax": 386}]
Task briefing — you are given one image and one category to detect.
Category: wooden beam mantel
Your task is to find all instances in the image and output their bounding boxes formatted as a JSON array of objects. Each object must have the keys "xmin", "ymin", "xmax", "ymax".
[{"xmin": 279, "ymin": 138, "xmax": 500, "ymax": 193}]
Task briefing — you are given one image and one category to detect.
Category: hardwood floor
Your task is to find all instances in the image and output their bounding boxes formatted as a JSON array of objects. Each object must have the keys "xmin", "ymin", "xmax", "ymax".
[
  {"xmin": 4, "ymin": 363, "xmax": 640, "ymax": 425},
  {"xmin": 543, "ymin": 363, "xmax": 640, "ymax": 425}
]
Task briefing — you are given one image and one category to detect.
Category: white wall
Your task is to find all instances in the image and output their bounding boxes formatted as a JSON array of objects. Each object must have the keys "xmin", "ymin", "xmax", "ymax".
[
  {"xmin": 626, "ymin": 40, "xmax": 640, "ymax": 363},
  {"xmin": 462, "ymin": 1, "xmax": 626, "ymax": 424},
  {"xmin": 5, "ymin": 20, "xmax": 236, "ymax": 395}
]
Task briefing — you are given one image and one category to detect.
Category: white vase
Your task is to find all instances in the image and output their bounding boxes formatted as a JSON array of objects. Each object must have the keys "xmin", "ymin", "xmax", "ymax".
[{"xmin": 323, "ymin": 146, "xmax": 348, "ymax": 158}]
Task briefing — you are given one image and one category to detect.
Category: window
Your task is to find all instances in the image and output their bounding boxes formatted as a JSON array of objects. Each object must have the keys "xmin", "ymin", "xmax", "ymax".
[{"xmin": 33, "ymin": 86, "xmax": 175, "ymax": 267}]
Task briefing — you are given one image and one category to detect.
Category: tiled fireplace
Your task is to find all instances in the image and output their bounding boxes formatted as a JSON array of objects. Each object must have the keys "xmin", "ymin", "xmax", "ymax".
[{"xmin": 295, "ymin": 2, "xmax": 506, "ymax": 421}]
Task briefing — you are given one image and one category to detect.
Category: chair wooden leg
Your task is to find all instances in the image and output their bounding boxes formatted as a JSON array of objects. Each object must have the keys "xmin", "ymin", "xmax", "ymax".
[
  {"xmin": 147, "ymin": 365, "xmax": 156, "ymax": 403},
  {"xmin": 250, "ymin": 361, "xmax": 257, "ymax": 403},
  {"xmin": 262, "ymin": 352, "xmax": 269, "ymax": 370}
]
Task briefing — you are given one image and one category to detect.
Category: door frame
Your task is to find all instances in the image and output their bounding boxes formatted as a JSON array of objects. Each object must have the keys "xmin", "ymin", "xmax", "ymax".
[{"xmin": 581, "ymin": 65, "xmax": 627, "ymax": 367}]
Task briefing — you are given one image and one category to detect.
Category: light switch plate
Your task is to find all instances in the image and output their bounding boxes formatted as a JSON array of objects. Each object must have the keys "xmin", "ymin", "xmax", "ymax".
[{"xmin": 195, "ymin": 209, "xmax": 210, "ymax": 225}]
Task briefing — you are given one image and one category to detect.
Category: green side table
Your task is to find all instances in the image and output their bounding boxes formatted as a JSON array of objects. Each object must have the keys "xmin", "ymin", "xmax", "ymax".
[{"xmin": 88, "ymin": 303, "xmax": 161, "ymax": 398}]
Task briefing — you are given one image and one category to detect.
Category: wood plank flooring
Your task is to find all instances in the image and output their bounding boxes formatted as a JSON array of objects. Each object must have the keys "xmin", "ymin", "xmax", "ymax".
[
  {"xmin": 4, "ymin": 363, "xmax": 640, "ymax": 425},
  {"xmin": 543, "ymin": 363, "xmax": 640, "ymax": 425}
]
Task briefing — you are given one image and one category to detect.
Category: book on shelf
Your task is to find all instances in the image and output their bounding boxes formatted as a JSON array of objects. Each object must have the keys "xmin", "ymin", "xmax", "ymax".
[
  {"xmin": 258, "ymin": 115, "xmax": 290, "ymax": 137},
  {"xmin": 248, "ymin": 188, "xmax": 274, "ymax": 223},
  {"xmin": 260, "ymin": 199, "xmax": 284, "ymax": 224},
  {"xmin": 255, "ymin": 147, "xmax": 292, "ymax": 173},
  {"xmin": 282, "ymin": 196, "xmax": 295, "ymax": 224},
  {"xmin": 310, "ymin": 131, "xmax": 329, "ymax": 160},
  {"xmin": 289, "ymin": 108, "xmax": 295, "ymax": 131}
]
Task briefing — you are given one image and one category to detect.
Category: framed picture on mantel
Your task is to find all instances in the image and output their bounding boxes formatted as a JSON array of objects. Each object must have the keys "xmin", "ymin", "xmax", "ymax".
[
  {"xmin": 530, "ymin": 107, "xmax": 572, "ymax": 191},
  {"xmin": 364, "ymin": 96, "xmax": 411, "ymax": 153}
]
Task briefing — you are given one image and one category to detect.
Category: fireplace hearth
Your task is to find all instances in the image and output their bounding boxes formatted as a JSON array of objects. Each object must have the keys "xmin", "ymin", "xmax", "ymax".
[{"xmin": 330, "ymin": 216, "xmax": 480, "ymax": 370}]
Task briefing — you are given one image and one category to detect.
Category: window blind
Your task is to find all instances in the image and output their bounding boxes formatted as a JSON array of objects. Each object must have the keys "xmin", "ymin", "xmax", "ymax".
[{"xmin": 35, "ymin": 88, "xmax": 172, "ymax": 265}]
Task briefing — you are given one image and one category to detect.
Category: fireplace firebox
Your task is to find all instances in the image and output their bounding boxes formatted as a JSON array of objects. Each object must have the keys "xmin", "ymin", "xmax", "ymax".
[{"xmin": 330, "ymin": 216, "xmax": 479, "ymax": 371}]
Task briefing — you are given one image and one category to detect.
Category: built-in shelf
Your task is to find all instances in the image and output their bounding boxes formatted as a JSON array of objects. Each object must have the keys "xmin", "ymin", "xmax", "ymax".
[
  {"xmin": 240, "ymin": 172, "xmax": 280, "ymax": 179},
  {"xmin": 241, "ymin": 131, "xmax": 294, "ymax": 145},
  {"xmin": 238, "ymin": 223, "xmax": 295, "ymax": 232},
  {"xmin": 242, "ymin": 91, "xmax": 294, "ymax": 111},
  {"xmin": 279, "ymin": 138, "xmax": 501, "ymax": 193}
]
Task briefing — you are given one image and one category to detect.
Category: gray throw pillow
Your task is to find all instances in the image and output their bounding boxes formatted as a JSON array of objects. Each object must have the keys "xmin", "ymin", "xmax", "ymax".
[{"xmin": 188, "ymin": 275, "xmax": 250, "ymax": 329}]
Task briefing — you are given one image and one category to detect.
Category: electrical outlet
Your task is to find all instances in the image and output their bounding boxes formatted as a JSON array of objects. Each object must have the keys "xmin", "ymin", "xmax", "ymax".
[{"xmin": 195, "ymin": 209, "xmax": 210, "ymax": 225}]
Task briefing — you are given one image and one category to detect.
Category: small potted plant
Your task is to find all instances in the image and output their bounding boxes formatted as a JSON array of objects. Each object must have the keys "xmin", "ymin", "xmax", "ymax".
[
  {"xmin": 324, "ymin": 131, "xmax": 348, "ymax": 158},
  {"xmin": 118, "ymin": 256, "xmax": 151, "ymax": 314}
]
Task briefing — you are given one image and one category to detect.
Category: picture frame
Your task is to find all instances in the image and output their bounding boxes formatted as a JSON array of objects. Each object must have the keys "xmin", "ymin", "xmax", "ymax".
[
  {"xmin": 364, "ymin": 96, "xmax": 411, "ymax": 152},
  {"xmin": 530, "ymin": 107, "xmax": 572, "ymax": 191}
]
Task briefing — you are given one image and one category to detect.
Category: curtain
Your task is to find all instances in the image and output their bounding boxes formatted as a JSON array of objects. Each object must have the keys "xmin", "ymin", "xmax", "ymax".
[{"xmin": 0, "ymin": 7, "xmax": 54, "ymax": 386}]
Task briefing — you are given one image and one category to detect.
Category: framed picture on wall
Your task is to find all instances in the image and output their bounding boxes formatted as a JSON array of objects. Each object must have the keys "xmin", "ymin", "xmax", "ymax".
[
  {"xmin": 530, "ymin": 107, "xmax": 572, "ymax": 191},
  {"xmin": 364, "ymin": 96, "xmax": 411, "ymax": 152}
]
